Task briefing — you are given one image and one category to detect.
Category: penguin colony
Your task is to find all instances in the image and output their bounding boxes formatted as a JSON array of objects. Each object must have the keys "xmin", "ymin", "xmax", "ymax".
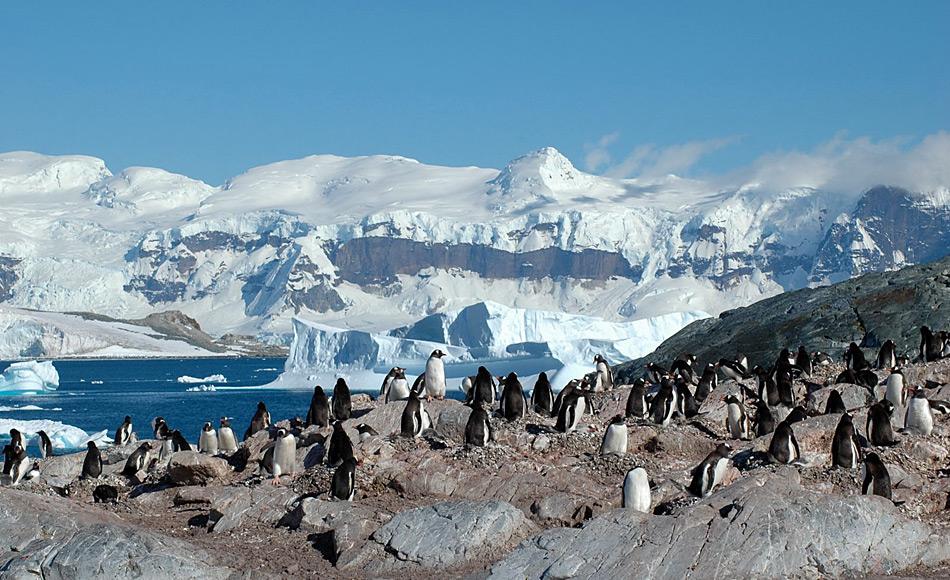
[{"xmin": 2, "ymin": 327, "xmax": 948, "ymax": 514}]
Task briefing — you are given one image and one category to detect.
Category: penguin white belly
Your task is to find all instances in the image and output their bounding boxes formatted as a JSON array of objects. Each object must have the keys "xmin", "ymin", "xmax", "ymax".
[
  {"xmin": 848, "ymin": 440, "xmax": 859, "ymax": 469},
  {"xmin": 199, "ymin": 431, "xmax": 218, "ymax": 454},
  {"xmin": 389, "ymin": 379, "xmax": 410, "ymax": 402},
  {"xmin": 726, "ymin": 404, "xmax": 743, "ymax": 438},
  {"xmin": 884, "ymin": 380, "xmax": 903, "ymax": 407},
  {"xmin": 785, "ymin": 436, "xmax": 798, "ymax": 463},
  {"xmin": 273, "ymin": 438, "xmax": 296, "ymax": 477},
  {"xmin": 600, "ymin": 425, "xmax": 628, "ymax": 456},
  {"xmin": 218, "ymin": 428, "xmax": 238, "ymax": 453},
  {"xmin": 905, "ymin": 400, "xmax": 934, "ymax": 435},
  {"xmin": 712, "ymin": 457, "xmax": 728, "ymax": 489},
  {"xmin": 481, "ymin": 418, "xmax": 490, "ymax": 446},
  {"xmin": 571, "ymin": 398, "xmax": 587, "ymax": 430},
  {"xmin": 425, "ymin": 359, "xmax": 446, "ymax": 398},
  {"xmin": 623, "ymin": 468, "xmax": 651, "ymax": 513},
  {"xmin": 461, "ymin": 376, "xmax": 473, "ymax": 396}
]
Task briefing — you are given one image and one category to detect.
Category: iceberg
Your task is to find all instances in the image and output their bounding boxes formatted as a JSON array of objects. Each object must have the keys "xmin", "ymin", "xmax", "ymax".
[
  {"xmin": 0, "ymin": 418, "xmax": 110, "ymax": 451},
  {"xmin": 0, "ymin": 360, "xmax": 59, "ymax": 394},
  {"xmin": 177, "ymin": 374, "xmax": 227, "ymax": 384}
]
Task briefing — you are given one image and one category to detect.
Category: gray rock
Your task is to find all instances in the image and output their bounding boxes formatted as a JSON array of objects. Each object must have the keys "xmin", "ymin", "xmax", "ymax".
[
  {"xmin": 489, "ymin": 469, "xmax": 950, "ymax": 579},
  {"xmin": 808, "ymin": 384, "xmax": 874, "ymax": 414},
  {"xmin": 909, "ymin": 440, "xmax": 949, "ymax": 464},
  {"xmin": 0, "ymin": 488, "xmax": 230, "ymax": 578},
  {"xmin": 530, "ymin": 493, "xmax": 596, "ymax": 527},
  {"xmin": 281, "ymin": 498, "xmax": 390, "ymax": 568},
  {"xmin": 207, "ymin": 486, "xmax": 297, "ymax": 533},
  {"xmin": 167, "ymin": 451, "xmax": 231, "ymax": 485}
]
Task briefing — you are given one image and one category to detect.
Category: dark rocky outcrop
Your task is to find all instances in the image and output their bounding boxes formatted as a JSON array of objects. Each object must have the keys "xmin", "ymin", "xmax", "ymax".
[
  {"xmin": 0, "ymin": 255, "xmax": 20, "ymax": 302},
  {"xmin": 616, "ymin": 255, "xmax": 950, "ymax": 382}
]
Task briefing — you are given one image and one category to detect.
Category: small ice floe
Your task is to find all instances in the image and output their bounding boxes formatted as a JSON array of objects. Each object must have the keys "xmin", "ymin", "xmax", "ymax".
[{"xmin": 177, "ymin": 374, "xmax": 227, "ymax": 384}]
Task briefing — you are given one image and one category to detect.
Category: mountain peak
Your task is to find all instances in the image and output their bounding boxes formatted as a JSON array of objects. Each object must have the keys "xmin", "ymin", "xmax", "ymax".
[{"xmin": 487, "ymin": 147, "xmax": 598, "ymax": 211}]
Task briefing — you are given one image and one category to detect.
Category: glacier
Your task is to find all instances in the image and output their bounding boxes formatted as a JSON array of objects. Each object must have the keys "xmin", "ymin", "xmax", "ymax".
[{"xmin": 0, "ymin": 360, "xmax": 59, "ymax": 394}]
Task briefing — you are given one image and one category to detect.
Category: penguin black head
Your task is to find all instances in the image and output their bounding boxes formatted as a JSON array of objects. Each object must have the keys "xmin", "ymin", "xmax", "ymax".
[
  {"xmin": 203, "ymin": 422, "xmax": 213, "ymax": 431},
  {"xmin": 220, "ymin": 416, "xmax": 231, "ymax": 427},
  {"xmin": 336, "ymin": 377, "xmax": 348, "ymax": 388},
  {"xmin": 257, "ymin": 401, "xmax": 267, "ymax": 411},
  {"xmin": 355, "ymin": 423, "xmax": 378, "ymax": 436},
  {"xmin": 879, "ymin": 399, "xmax": 895, "ymax": 414},
  {"xmin": 333, "ymin": 420, "xmax": 344, "ymax": 430},
  {"xmin": 124, "ymin": 416, "xmax": 132, "ymax": 423},
  {"xmin": 10, "ymin": 428, "xmax": 20, "ymax": 438},
  {"xmin": 87, "ymin": 441, "xmax": 97, "ymax": 450},
  {"xmin": 716, "ymin": 442, "xmax": 733, "ymax": 457},
  {"xmin": 276, "ymin": 427, "xmax": 288, "ymax": 438},
  {"xmin": 608, "ymin": 414, "xmax": 625, "ymax": 426},
  {"xmin": 538, "ymin": 371, "xmax": 548, "ymax": 381},
  {"xmin": 430, "ymin": 349, "xmax": 446, "ymax": 358}
]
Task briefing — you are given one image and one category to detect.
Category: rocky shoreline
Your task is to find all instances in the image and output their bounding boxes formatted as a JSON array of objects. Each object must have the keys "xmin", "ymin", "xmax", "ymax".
[{"xmin": 2, "ymin": 356, "xmax": 950, "ymax": 578}]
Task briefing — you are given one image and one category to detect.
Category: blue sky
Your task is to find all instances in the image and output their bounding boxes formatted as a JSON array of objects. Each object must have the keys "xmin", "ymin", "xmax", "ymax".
[{"xmin": 1, "ymin": 2, "xmax": 948, "ymax": 185}]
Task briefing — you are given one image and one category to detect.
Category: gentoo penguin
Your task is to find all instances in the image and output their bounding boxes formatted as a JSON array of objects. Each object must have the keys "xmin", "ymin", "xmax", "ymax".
[
  {"xmin": 218, "ymin": 417, "xmax": 238, "ymax": 453},
  {"xmin": 621, "ymin": 467, "xmax": 651, "ymax": 512},
  {"xmin": 884, "ymin": 368, "xmax": 907, "ymax": 408},
  {"xmin": 754, "ymin": 399, "xmax": 775, "ymax": 437},
  {"xmin": 122, "ymin": 442, "xmax": 152, "ymax": 476},
  {"xmin": 424, "ymin": 349, "xmax": 448, "ymax": 401},
  {"xmin": 555, "ymin": 392, "xmax": 586, "ymax": 433},
  {"xmin": 594, "ymin": 354, "xmax": 614, "ymax": 391},
  {"xmin": 36, "ymin": 430, "xmax": 53, "ymax": 459},
  {"xmin": 735, "ymin": 354, "xmax": 749, "ymax": 371},
  {"xmin": 114, "ymin": 416, "xmax": 133, "ymax": 446},
  {"xmin": 269, "ymin": 428, "xmax": 297, "ymax": 485},
  {"xmin": 552, "ymin": 379, "xmax": 579, "ymax": 418},
  {"xmin": 5, "ymin": 444, "xmax": 27, "ymax": 486},
  {"xmin": 306, "ymin": 386, "xmax": 331, "ymax": 428},
  {"xmin": 676, "ymin": 379, "xmax": 700, "ymax": 419},
  {"xmin": 649, "ymin": 379, "xmax": 677, "ymax": 427},
  {"xmin": 753, "ymin": 366, "xmax": 780, "ymax": 406},
  {"xmin": 327, "ymin": 421, "xmax": 354, "ymax": 467},
  {"xmin": 499, "ymin": 373, "xmax": 527, "ymax": 421},
  {"xmin": 776, "ymin": 370, "xmax": 796, "ymax": 407},
  {"xmin": 876, "ymin": 340, "xmax": 898, "ymax": 369},
  {"xmin": 835, "ymin": 368, "xmax": 878, "ymax": 390},
  {"xmin": 9, "ymin": 429, "xmax": 23, "ymax": 450},
  {"xmin": 920, "ymin": 326, "xmax": 946, "ymax": 363},
  {"xmin": 688, "ymin": 443, "xmax": 732, "ymax": 497},
  {"xmin": 724, "ymin": 394, "xmax": 751, "ymax": 440},
  {"xmin": 331, "ymin": 457, "xmax": 357, "ymax": 501},
  {"xmin": 171, "ymin": 430, "xmax": 191, "ymax": 452},
  {"xmin": 384, "ymin": 368, "xmax": 411, "ymax": 403},
  {"xmin": 400, "ymin": 390, "xmax": 430, "ymax": 438},
  {"xmin": 862, "ymin": 452, "xmax": 892, "ymax": 500},
  {"xmin": 625, "ymin": 378, "xmax": 648, "ymax": 419},
  {"xmin": 2, "ymin": 444, "xmax": 13, "ymax": 478},
  {"xmin": 772, "ymin": 348, "xmax": 799, "ymax": 382},
  {"xmin": 813, "ymin": 351, "xmax": 833, "ymax": 366},
  {"xmin": 694, "ymin": 363, "xmax": 718, "ymax": 404},
  {"xmin": 767, "ymin": 420, "xmax": 801, "ymax": 465},
  {"xmin": 25, "ymin": 461, "xmax": 40, "ymax": 481},
  {"xmin": 355, "ymin": 423, "xmax": 379, "ymax": 442},
  {"xmin": 670, "ymin": 354, "xmax": 697, "ymax": 385},
  {"xmin": 331, "ymin": 378, "xmax": 353, "ymax": 421},
  {"xmin": 93, "ymin": 485, "xmax": 119, "ymax": 504},
  {"xmin": 904, "ymin": 387, "xmax": 934, "ymax": 436},
  {"xmin": 824, "ymin": 389, "xmax": 847, "ymax": 414},
  {"xmin": 718, "ymin": 358, "xmax": 751, "ymax": 382},
  {"xmin": 81, "ymin": 441, "xmax": 103, "ymax": 479},
  {"xmin": 831, "ymin": 413, "xmax": 862, "ymax": 469},
  {"xmin": 531, "ymin": 372, "xmax": 554, "ymax": 416},
  {"xmin": 244, "ymin": 401, "xmax": 271, "ymax": 440},
  {"xmin": 464, "ymin": 403, "xmax": 493, "ymax": 447},
  {"xmin": 198, "ymin": 422, "xmax": 218, "ymax": 455},
  {"xmin": 467, "ymin": 366, "xmax": 497, "ymax": 407},
  {"xmin": 645, "ymin": 362, "xmax": 666, "ymax": 385},
  {"xmin": 866, "ymin": 400, "xmax": 899, "ymax": 446},
  {"xmin": 600, "ymin": 415, "xmax": 628, "ymax": 456},
  {"xmin": 795, "ymin": 346, "xmax": 813, "ymax": 377},
  {"xmin": 153, "ymin": 417, "xmax": 170, "ymax": 440},
  {"xmin": 411, "ymin": 372, "xmax": 426, "ymax": 396},
  {"xmin": 784, "ymin": 406, "xmax": 809, "ymax": 424},
  {"xmin": 845, "ymin": 342, "xmax": 870, "ymax": 371}
]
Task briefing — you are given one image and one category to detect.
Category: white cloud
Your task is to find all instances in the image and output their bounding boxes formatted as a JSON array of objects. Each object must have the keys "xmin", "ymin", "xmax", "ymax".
[
  {"xmin": 583, "ymin": 132, "xmax": 620, "ymax": 172},
  {"xmin": 592, "ymin": 136, "xmax": 739, "ymax": 180}
]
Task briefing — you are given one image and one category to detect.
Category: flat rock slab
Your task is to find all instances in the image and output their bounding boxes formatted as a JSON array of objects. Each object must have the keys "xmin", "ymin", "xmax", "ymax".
[
  {"xmin": 206, "ymin": 486, "xmax": 298, "ymax": 533},
  {"xmin": 0, "ymin": 488, "xmax": 230, "ymax": 579},
  {"xmin": 167, "ymin": 451, "xmax": 231, "ymax": 485},
  {"xmin": 489, "ymin": 469, "xmax": 950, "ymax": 579}
]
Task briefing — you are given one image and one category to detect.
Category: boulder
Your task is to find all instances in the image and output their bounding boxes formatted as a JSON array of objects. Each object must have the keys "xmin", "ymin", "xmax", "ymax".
[
  {"xmin": 808, "ymin": 384, "xmax": 874, "ymax": 414},
  {"xmin": 166, "ymin": 451, "xmax": 230, "ymax": 486},
  {"xmin": 0, "ymin": 488, "xmax": 230, "ymax": 578},
  {"xmin": 207, "ymin": 486, "xmax": 297, "ymax": 533},
  {"xmin": 281, "ymin": 498, "xmax": 390, "ymax": 568},
  {"xmin": 489, "ymin": 469, "xmax": 950, "ymax": 578}
]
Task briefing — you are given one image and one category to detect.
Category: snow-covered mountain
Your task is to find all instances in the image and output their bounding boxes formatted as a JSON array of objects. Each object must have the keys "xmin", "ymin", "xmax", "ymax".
[{"xmin": 1, "ymin": 148, "xmax": 948, "ymax": 354}]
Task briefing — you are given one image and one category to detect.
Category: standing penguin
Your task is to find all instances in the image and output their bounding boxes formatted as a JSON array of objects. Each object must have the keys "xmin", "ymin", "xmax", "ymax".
[
  {"xmin": 81, "ymin": 441, "xmax": 102, "ymax": 479},
  {"xmin": 754, "ymin": 399, "xmax": 775, "ymax": 437},
  {"xmin": 649, "ymin": 379, "xmax": 677, "ymax": 427},
  {"xmin": 676, "ymin": 380, "xmax": 700, "ymax": 418},
  {"xmin": 400, "ymin": 390, "xmax": 430, "ymax": 438},
  {"xmin": 724, "ymin": 394, "xmax": 752, "ymax": 440},
  {"xmin": 306, "ymin": 386, "xmax": 331, "ymax": 428},
  {"xmin": 464, "ymin": 403, "xmax": 493, "ymax": 447},
  {"xmin": 122, "ymin": 442, "xmax": 152, "ymax": 476},
  {"xmin": 244, "ymin": 402, "xmax": 271, "ymax": 440},
  {"xmin": 825, "ymin": 390, "xmax": 847, "ymax": 414},
  {"xmin": 384, "ymin": 368, "xmax": 410, "ymax": 403},
  {"xmin": 621, "ymin": 467, "xmax": 651, "ymax": 512},
  {"xmin": 36, "ymin": 430, "xmax": 53, "ymax": 459},
  {"xmin": 171, "ymin": 430, "xmax": 191, "ymax": 451},
  {"xmin": 153, "ymin": 417, "xmax": 170, "ymax": 440},
  {"xmin": 552, "ymin": 379, "xmax": 579, "ymax": 418},
  {"xmin": 776, "ymin": 370, "xmax": 796, "ymax": 407},
  {"xmin": 767, "ymin": 420, "xmax": 801, "ymax": 465},
  {"xmin": 114, "ymin": 416, "xmax": 133, "ymax": 446},
  {"xmin": 424, "ymin": 349, "xmax": 448, "ymax": 401},
  {"xmin": 625, "ymin": 379, "xmax": 648, "ymax": 419},
  {"xmin": 468, "ymin": 366, "xmax": 497, "ymax": 407},
  {"xmin": 499, "ymin": 373, "xmax": 527, "ymax": 421},
  {"xmin": 904, "ymin": 387, "xmax": 934, "ymax": 436},
  {"xmin": 753, "ymin": 366, "xmax": 780, "ymax": 406},
  {"xmin": 876, "ymin": 340, "xmax": 898, "ymax": 369},
  {"xmin": 331, "ymin": 457, "xmax": 358, "ymax": 501},
  {"xmin": 327, "ymin": 420, "xmax": 354, "ymax": 467},
  {"xmin": 920, "ymin": 326, "xmax": 946, "ymax": 363},
  {"xmin": 198, "ymin": 422, "xmax": 218, "ymax": 455},
  {"xmin": 600, "ymin": 415, "xmax": 628, "ymax": 456},
  {"xmin": 530, "ymin": 372, "xmax": 554, "ymax": 416},
  {"xmin": 845, "ymin": 342, "xmax": 870, "ymax": 371},
  {"xmin": 218, "ymin": 417, "xmax": 238, "ymax": 453},
  {"xmin": 884, "ymin": 369, "xmax": 907, "ymax": 408},
  {"xmin": 718, "ymin": 358, "xmax": 751, "ymax": 382},
  {"xmin": 332, "ymin": 378, "xmax": 353, "ymax": 421},
  {"xmin": 688, "ymin": 443, "xmax": 733, "ymax": 497},
  {"xmin": 867, "ymin": 400, "xmax": 899, "ymax": 446},
  {"xmin": 555, "ymin": 392, "xmax": 586, "ymax": 433},
  {"xmin": 670, "ymin": 354, "xmax": 697, "ymax": 385},
  {"xmin": 862, "ymin": 452, "xmax": 892, "ymax": 500},
  {"xmin": 267, "ymin": 428, "xmax": 297, "ymax": 485},
  {"xmin": 593, "ymin": 354, "xmax": 614, "ymax": 391},
  {"xmin": 795, "ymin": 346, "xmax": 813, "ymax": 377},
  {"xmin": 694, "ymin": 363, "xmax": 718, "ymax": 403},
  {"xmin": 9, "ymin": 429, "xmax": 24, "ymax": 450},
  {"xmin": 831, "ymin": 413, "xmax": 862, "ymax": 468},
  {"xmin": 6, "ymin": 445, "xmax": 27, "ymax": 486}
]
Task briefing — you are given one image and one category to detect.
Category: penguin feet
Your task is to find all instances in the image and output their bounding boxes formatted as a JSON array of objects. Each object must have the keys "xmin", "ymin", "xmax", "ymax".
[{"xmin": 271, "ymin": 476, "xmax": 282, "ymax": 486}]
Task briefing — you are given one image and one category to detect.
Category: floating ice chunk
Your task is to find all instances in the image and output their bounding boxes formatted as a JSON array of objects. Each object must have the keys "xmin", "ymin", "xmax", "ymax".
[
  {"xmin": 0, "ymin": 404, "xmax": 50, "ymax": 411},
  {"xmin": 177, "ymin": 374, "xmax": 227, "ymax": 384},
  {"xmin": 0, "ymin": 361, "xmax": 59, "ymax": 394},
  {"xmin": 185, "ymin": 384, "xmax": 218, "ymax": 392},
  {"xmin": 0, "ymin": 419, "xmax": 111, "ymax": 451}
]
